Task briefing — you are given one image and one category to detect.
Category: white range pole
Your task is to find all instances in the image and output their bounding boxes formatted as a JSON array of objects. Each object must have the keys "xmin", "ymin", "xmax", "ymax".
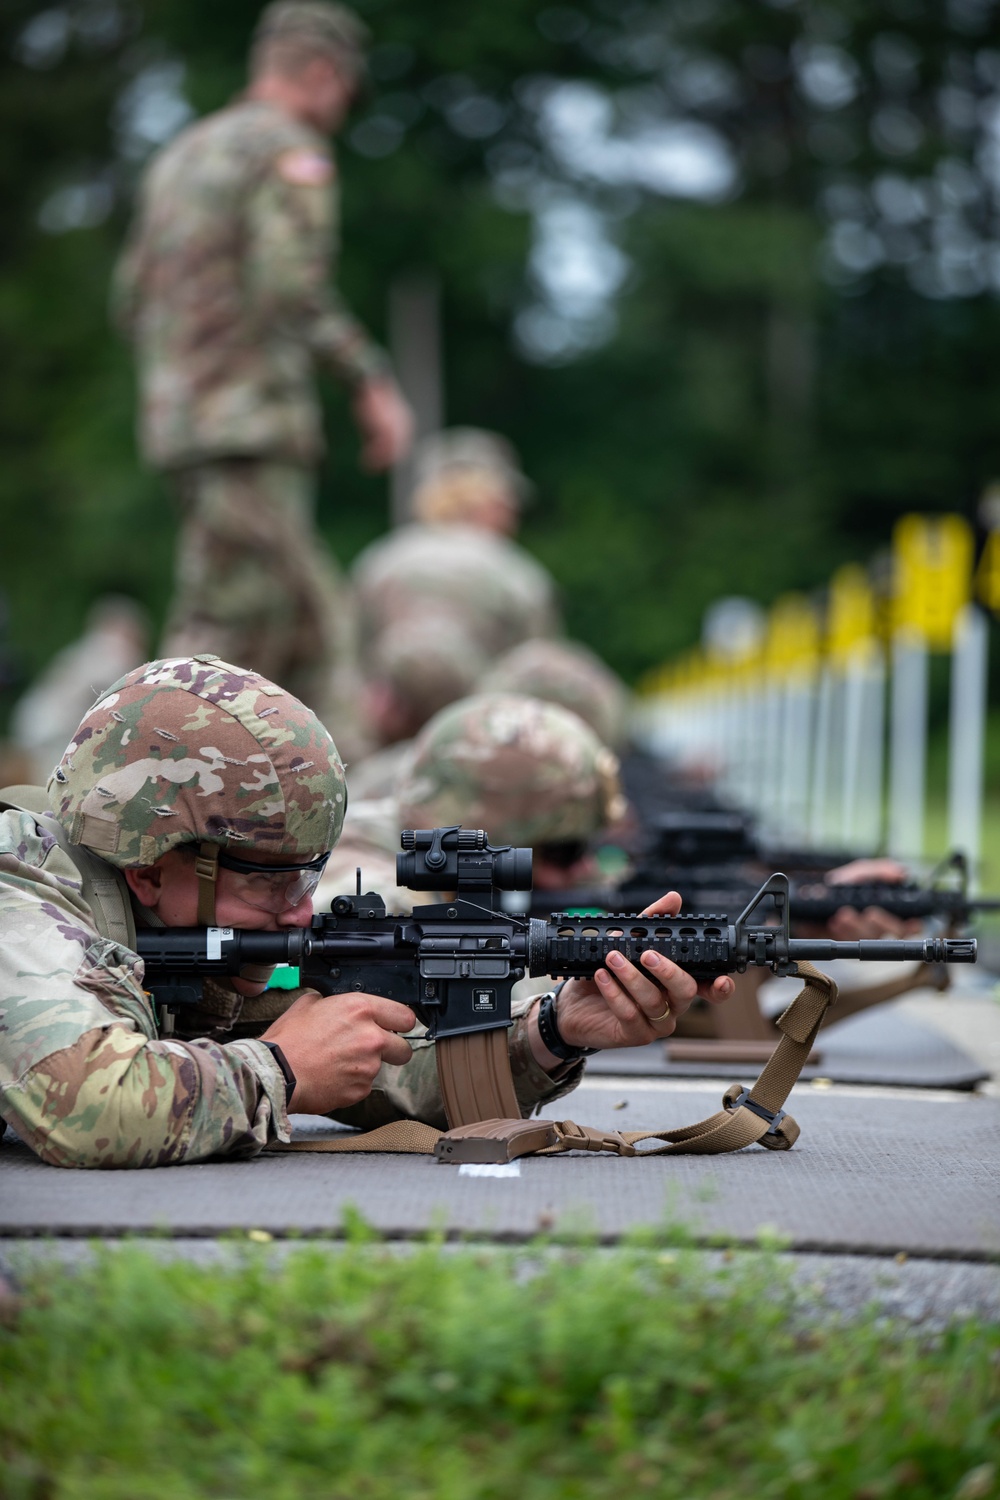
[
  {"xmin": 947, "ymin": 604, "xmax": 989, "ymax": 888},
  {"xmin": 888, "ymin": 631, "xmax": 929, "ymax": 861},
  {"xmin": 856, "ymin": 652, "xmax": 886, "ymax": 851},
  {"xmin": 761, "ymin": 678, "xmax": 784, "ymax": 836},
  {"xmin": 780, "ymin": 676, "xmax": 814, "ymax": 842},
  {"xmin": 809, "ymin": 667, "xmax": 833, "ymax": 847},
  {"xmin": 840, "ymin": 654, "xmax": 867, "ymax": 849}
]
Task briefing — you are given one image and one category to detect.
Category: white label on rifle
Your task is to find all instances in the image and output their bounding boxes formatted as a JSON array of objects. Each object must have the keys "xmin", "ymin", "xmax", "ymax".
[{"xmin": 207, "ymin": 927, "xmax": 234, "ymax": 961}]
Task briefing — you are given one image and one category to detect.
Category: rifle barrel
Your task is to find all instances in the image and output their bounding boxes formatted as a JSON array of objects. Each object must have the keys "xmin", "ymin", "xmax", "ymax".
[{"xmin": 787, "ymin": 936, "xmax": 977, "ymax": 964}]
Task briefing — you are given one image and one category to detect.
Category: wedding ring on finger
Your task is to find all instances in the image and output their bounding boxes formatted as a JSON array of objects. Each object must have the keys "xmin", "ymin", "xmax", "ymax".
[{"xmin": 648, "ymin": 1003, "xmax": 672, "ymax": 1023}]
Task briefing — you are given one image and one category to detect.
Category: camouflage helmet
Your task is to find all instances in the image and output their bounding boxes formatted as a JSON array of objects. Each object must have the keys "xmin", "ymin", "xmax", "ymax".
[
  {"xmin": 369, "ymin": 610, "xmax": 489, "ymax": 731},
  {"xmin": 48, "ymin": 655, "xmax": 347, "ymax": 868},
  {"xmin": 479, "ymin": 638, "xmax": 631, "ymax": 752},
  {"xmin": 252, "ymin": 1, "xmax": 370, "ymax": 78},
  {"xmin": 397, "ymin": 692, "xmax": 625, "ymax": 848}
]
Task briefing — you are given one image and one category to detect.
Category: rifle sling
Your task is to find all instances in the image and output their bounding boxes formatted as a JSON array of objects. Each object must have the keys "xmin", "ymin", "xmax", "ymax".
[{"xmin": 270, "ymin": 962, "xmax": 837, "ymax": 1163}]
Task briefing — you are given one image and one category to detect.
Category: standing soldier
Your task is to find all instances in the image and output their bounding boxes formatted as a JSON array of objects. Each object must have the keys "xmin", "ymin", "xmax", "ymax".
[{"xmin": 113, "ymin": 1, "xmax": 413, "ymax": 756}]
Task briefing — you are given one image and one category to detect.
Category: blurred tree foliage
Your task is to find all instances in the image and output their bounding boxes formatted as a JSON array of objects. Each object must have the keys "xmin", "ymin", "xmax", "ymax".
[{"xmin": 3, "ymin": 0, "xmax": 1000, "ymax": 715}]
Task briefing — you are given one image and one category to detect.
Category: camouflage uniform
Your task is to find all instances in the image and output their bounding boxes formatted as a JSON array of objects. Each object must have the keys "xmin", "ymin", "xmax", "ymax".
[
  {"xmin": 114, "ymin": 45, "xmax": 386, "ymax": 753},
  {"xmin": 353, "ymin": 523, "xmax": 561, "ymax": 669},
  {"xmin": 0, "ymin": 659, "xmax": 571, "ymax": 1167},
  {"xmin": 344, "ymin": 739, "xmax": 414, "ymax": 800},
  {"xmin": 479, "ymin": 638, "xmax": 632, "ymax": 753},
  {"xmin": 160, "ymin": 459, "xmax": 362, "ymax": 750},
  {"xmin": 355, "ymin": 429, "xmax": 558, "ymax": 742}
]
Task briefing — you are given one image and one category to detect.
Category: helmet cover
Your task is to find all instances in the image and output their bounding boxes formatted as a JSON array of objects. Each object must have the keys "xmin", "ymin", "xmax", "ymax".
[{"xmin": 48, "ymin": 655, "xmax": 346, "ymax": 867}]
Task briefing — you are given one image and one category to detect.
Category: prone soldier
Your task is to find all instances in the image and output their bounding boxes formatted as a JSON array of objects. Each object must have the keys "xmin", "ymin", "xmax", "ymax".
[{"xmin": 0, "ymin": 659, "xmax": 732, "ymax": 1167}]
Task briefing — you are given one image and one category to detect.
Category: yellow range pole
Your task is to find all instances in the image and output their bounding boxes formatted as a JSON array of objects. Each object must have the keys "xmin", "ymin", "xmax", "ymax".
[
  {"xmin": 889, "ymin": 629, "xmax": 928, "ymax": 861},
  {"xmin": 888, "ymin": 515, "xmax": 974, "ymax": 865}
]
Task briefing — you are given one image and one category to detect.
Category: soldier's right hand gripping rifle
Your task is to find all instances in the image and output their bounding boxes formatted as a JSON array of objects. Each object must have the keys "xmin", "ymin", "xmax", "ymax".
[{"xmin": 136, "ymin": 828, "xmax": 976, "ymax": 1163}]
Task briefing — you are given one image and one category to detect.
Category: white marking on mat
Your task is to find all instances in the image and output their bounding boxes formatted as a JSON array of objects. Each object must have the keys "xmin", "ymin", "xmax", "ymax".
[{"xmin": 458, "ymin": 1163, "xmax": 522, "ymax": 1178}]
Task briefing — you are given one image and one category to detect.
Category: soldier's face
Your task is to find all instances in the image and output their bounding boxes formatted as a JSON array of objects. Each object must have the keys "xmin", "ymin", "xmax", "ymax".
[
  {"xmin": 124, "ymin": 849, "xmax": 318, "ymax": 931},
  {"xmin": 478, "ymin": 490, "xmax": 520, "ymax": 537},
  {"xmin": 299, "ymin": 56, "xmax": 357, "ymax": 134}
]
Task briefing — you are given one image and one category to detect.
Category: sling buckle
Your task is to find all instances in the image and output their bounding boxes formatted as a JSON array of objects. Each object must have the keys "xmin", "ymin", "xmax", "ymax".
[
  {"xmin": 549, "ymin": 1120, "xmax": 636, "ymax": 1156},
  {"xmin": 723, "ymin": 1084, "xmax": 799, "ymax": 1151}
]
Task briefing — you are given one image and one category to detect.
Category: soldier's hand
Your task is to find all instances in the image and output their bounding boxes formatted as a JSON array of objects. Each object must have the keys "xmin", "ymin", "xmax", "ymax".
[
  {"xmin": 825, "ymin": 905, "xmax": 923, "ymax": 940},
  {"xmin": 824, "ymin": 857, "xmax": 922, "ymax": 940},
  {"xmin": 261, "ymin": 990, "xmax": 415, "ymax": 1113},
  {"xmin": 528, "ymin": 892, "xmax": 734, "ymax": 1067},
  {"xmin": 353, "ymin": 376, "xmax": 414, "ymax": 471}
]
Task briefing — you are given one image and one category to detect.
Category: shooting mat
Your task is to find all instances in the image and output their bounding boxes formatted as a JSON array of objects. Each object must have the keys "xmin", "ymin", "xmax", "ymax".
[{"xmin": 2, "ymin": 1083, "xmax": 997, "ymax": 1260}]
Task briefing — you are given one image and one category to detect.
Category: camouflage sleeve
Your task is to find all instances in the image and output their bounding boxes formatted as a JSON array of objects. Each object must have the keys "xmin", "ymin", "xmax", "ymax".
[
  {"xmin": 329, "ymin": 992, "xmax": 585, "ymax": 1134},
  {"xmin": 223, "ymin": 982, "xmax": 583, "ymax": 1133},
  {"xmin": 245, "ymin": 155, "xmax": 389, "ymax": 387},
  {"xmin": 0, "ymin": 812, "xmax": 291, "ymax": 1168}
]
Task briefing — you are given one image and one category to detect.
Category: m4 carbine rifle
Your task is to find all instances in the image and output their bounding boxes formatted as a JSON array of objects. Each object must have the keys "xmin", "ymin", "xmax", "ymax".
[
  {"xmin": 534, "ymin": 812, "xmax": 1000, "ymax": 929},
  {"xmin": 137, "ymin": 827, "xmax": 976, "ymax": 1135},
  {"xmin": 533, "ymin": 869, "xmax": 1000, "ymax": 928}
]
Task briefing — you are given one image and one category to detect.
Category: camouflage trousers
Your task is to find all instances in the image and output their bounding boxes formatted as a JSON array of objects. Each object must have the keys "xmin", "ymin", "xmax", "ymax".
[{"xmin": 160, "ymin": 458, "xmax": 370, "ymax": 760}]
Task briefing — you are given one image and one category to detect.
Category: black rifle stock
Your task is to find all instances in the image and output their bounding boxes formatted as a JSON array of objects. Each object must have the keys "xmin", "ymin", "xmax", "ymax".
[{"xmin": 136, "ymin": 828, "xmax": 977, "ymax": 1128}]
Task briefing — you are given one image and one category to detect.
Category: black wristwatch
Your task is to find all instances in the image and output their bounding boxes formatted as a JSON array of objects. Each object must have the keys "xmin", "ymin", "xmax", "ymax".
[
  {"xmin": 260, "ymin": 1041, "xmax": 297, "ymax": 1103},
  {"xmin": 536, "ymin": 985, "xmax": 598, "ymax": 1063}
]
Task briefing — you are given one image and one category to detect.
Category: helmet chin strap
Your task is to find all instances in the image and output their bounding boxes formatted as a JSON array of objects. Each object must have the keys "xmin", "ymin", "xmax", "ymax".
[{"xmin": 194, "ymin": 843, "xmax": 219, "ymax": 926}]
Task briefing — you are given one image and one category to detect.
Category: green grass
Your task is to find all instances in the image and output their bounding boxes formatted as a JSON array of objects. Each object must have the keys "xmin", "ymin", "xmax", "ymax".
[{"xmin": 1, "ymin": 1236, "xmax": 997, "ymax": 1500}]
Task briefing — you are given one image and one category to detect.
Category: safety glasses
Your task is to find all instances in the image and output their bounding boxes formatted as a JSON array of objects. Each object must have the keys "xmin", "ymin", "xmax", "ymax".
[{"xmin": 213, "ymin": 848, "xmax": 331, "ymax": 913}]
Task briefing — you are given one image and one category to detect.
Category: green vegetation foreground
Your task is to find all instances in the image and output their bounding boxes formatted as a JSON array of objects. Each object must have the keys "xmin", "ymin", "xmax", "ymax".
[{"xmin": 1, "ymin": 1236, "xmax": 997, "ymax": 1500}]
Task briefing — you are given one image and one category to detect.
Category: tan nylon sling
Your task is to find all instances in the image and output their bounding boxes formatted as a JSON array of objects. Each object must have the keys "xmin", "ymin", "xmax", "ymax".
[{"xmin": 270, "ymin": 962, "xmax": 837, "ymax": 1164}]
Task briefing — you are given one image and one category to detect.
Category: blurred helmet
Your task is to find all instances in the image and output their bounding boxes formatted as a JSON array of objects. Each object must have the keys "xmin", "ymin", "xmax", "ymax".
[
  {"xmin": 397, "ymin": 691, "xmax": 624, "ymax": 848},
  {"xmin": 369, "ymin": 610, "xmax": 489, "ymax": 731},
  {"xmin": 252, "ymin": 1, "xmax": 369, "ymax": 78},
  {"xmin": 479, "ymin": 638, "xmax": 630, "ymax": 751},
  {"xmin": 48, "ymin": 656, "xmax": 347, "ymax": 919},
  {"xmin": 411, "ymin": 428, "xmax": 531, "ymax": 524}
]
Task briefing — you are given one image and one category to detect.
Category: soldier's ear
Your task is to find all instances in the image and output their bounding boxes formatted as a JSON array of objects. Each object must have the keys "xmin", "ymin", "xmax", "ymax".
[{"xmin": 122, "ymin": 861, "xmax": 166, "ymax": 908}]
